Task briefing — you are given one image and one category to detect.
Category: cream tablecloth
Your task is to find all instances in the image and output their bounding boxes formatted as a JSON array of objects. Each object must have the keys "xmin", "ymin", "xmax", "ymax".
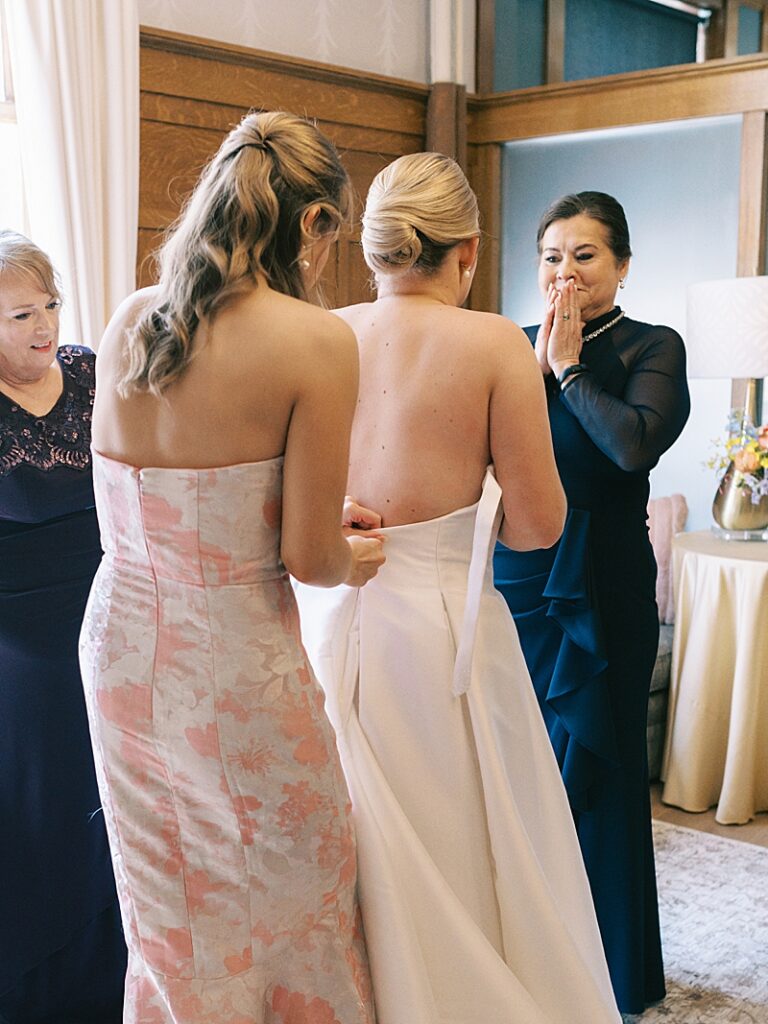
[{"xmin": 661, "ymin": 530, "xmax": 768, "ymax": 824}]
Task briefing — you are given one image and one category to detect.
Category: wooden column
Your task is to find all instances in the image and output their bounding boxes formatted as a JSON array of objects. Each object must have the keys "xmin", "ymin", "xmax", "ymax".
[
  {"xmin": 733, "ymin": 109, "xmax": 768, "ymax": 415},
  {"xmin": 546, "ymin": 0, "xmax": 566, "ymax": 84},
  {"xmin": 475, "ymin": 0, "xmax": 495, "ymax": 94},
  {"xmin": 725, "ymin": 0, "xmax": 742, "ymax": 57},
  {"xmin": 707, "ymin": 0, "xmax": 737, "ymax": 59},
  {"xmin": 427, "ymin": 81, "xmax": 467, "ymax": 168},
  {"xmin": 467, "ymin": 141, "xmax": 502, "ymax": 313}
]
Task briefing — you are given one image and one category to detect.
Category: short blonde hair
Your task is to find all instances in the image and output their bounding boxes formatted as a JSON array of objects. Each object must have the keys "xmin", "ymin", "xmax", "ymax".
[
  {"xmin": 0, "ymin": 231, "xmax": 62, "ymax": 300},
  {"xmin": 121, "ymin": 110, "xmax": 352, "ymax": 397},
  {"xmin": 362, "ymin": 152, "xmax": 479, "ymax": 277}
]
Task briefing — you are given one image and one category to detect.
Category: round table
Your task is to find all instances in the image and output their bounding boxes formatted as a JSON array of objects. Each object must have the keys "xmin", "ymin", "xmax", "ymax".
[{"xmin": 661, "ymin": 530, "xmax": 768, "ymax": 824}]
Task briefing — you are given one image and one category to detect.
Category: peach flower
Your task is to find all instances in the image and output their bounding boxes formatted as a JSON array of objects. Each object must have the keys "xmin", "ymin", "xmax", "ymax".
[
  {"xmin": 733, "ymin": 448, "xmax": 760, "ymax": 473},
  {"xmin": 758, "ymin": 425, "xmax": 768, "ymax": 450}
]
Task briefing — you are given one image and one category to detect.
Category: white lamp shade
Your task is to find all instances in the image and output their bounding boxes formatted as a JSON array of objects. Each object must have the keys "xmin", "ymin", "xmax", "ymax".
[{"xmin": 686, "ymin": 276, "xmax": 768, "ymax": 378}]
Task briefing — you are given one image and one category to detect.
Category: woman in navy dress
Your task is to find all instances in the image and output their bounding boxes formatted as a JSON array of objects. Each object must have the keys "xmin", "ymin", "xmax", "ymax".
[
  {"xmin": 493, "ymin": 193, "xmax": 690, "ymax": 1016},
  {"xmin": 0, "ymin": 232, "xmax": 126, "ymax": 1023}
]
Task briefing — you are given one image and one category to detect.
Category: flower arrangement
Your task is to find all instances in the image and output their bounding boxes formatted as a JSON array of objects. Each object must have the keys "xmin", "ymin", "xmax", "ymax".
[{"xmin": 708, "ymin": 415, "xmax": 768, "ymax": 504}]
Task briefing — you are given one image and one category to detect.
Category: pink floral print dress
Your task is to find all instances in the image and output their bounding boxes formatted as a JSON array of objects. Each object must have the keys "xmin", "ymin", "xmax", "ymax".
[{"xmin": 79, "ymin": 453, "xmax": 375, "ymax": 1024}]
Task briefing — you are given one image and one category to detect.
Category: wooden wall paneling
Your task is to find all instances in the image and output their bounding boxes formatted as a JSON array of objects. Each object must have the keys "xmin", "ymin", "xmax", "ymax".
[
  {"xmin": 706, "ymin": 6, "xmax": 727, "ymax": 59},
  {"xmin": 141, "ymin": 93, "xmax": 421, "ymax": 159},
  {"xmin": 138, "ymin": 27, "xmax": 428, "ymax": 306},
  {"xmin": 334, "ymin": 232, "xmax": 375, "ymax": 309},
  {"xmin": 545, "ymin": 0, "xmax": 566, "ymax": 84},
  {"xmin": 140, "ymin": 29, "xmax": 428, "ymax": 137},
  {"xmin": 139, "ymin": 103, "xmax": 420, "ymax": 232},
  {"xmin": 732, "ymin": 109, "xmax": 768, "ymax": 414},
  {"xmin": 328, "ymin": 148, "xmax": 397, "ymax": 307},
  {"xmin": 139, "ymin": 119, "xmax": 221, "ymax": 229},
  {"xmin": 467, "ymin": 142, "xmax": 502, "ymax": 313},
  {"xmin": 475, "ymin": 0, "xmax": 496, "ymax": 94},
  {"xmin": 136, "ymin": 228, "xmax": 165, "ymax": 289},
  {"xmin": 427, "ymin": 82, "xmax": 468, "ymax": 167},
  {"xmin": 467, "ymin": 54, "xmax": 768, "ymax": 143}
]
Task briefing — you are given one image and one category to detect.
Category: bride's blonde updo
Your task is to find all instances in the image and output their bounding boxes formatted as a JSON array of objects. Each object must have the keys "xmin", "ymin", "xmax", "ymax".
[{"xmin": 362, "ymin": 152, "xmax": 479, "ymax": 277}]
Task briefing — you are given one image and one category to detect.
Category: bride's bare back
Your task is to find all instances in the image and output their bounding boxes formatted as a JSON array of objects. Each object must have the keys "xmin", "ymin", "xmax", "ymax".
[{"xmin": 337, "ymin": 292, "xmax": 566, "ymax": 551}]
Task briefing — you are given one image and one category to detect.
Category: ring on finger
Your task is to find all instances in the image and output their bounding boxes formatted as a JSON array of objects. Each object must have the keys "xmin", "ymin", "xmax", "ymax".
[{"xmin": 562, "ymin": 313, "xmax": 570, "ymax": 320}]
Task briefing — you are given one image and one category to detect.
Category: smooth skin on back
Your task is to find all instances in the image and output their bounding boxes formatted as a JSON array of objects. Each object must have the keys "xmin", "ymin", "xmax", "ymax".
[
  {"xmin": 94, "ymin": 278, "xmax": 385, "ymax": 585},
  {"xmin": 336, "ymin": 237, "xmax": 566, "ymax": 551}
]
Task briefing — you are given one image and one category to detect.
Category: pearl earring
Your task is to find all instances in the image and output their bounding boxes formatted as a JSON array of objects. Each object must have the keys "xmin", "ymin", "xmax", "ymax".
[
  {"xmin": 299, "ymin": 259, "xmax": 310, "ymax": 270},
  {"xmin": 619, "ymin": 278, "xmax": 626, "ymax": 289},
  {"xmin": 462, "ymin": 267, "xmax": 471, "ymax": 279}
]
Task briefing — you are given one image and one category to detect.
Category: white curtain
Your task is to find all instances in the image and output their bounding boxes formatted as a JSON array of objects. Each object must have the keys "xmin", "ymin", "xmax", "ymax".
[{"xmin": 4, "ymin": 0, "xmax": 139, "ymax": 349}]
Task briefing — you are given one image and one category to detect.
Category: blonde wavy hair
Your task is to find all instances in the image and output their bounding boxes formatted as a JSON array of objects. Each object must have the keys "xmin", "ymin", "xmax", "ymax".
[
  {"xmin": 121, "ymin": 110, "xmax": 352, "ymax": 396},
  {"xmin": 0, "ymin": 231, "xmax": 62, "ymax": 300},
  {"xmin": 361, "ymin": 152, "xmax": 479, "ymax": 277}
]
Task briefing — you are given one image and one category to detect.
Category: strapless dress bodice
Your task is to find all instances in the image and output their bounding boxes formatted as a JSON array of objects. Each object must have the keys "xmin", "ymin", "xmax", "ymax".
[
  {"xmin": 370, "ymin": 500, "xmax": 482, "ymax": 591},
  {"xmin": 92, "ymin": 452, "xmax": 285, "ymax": 585}
]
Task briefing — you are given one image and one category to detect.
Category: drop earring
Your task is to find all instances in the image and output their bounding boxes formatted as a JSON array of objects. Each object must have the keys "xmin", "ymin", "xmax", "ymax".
[
  {"xmin": 299, "ymin": 259, "xmax": 310, "ymax": 270},
  {"xmin": 619, "ymin": 278, "xmax": 626, "ymax": 289},
  {"xmin": 462, "ymin": 266, "xmax": 471, "ymax": 279}
]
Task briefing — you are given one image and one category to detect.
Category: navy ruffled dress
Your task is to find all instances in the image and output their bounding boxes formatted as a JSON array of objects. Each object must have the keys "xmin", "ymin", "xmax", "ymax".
[
  {"xmin": 494, "ymin": 309, "xmax": 690, "ymax": 1015},
  {"xmin": 0, "ymin": 346, "xmax": 126, "ymax": 1023}
]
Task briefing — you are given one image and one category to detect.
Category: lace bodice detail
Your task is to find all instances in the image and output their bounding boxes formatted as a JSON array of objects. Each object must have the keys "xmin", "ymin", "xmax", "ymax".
[{"xmin": 0, "ymin": 346, "xmax": 95, "ymax": 477}]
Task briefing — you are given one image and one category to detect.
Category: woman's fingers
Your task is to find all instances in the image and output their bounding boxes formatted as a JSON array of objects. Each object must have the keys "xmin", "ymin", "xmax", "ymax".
[
  {"xmin": 548, "ymin": 283, "xmax": 583, "ymax": 373},
  {"xmin": 345, "ymin": 534, "xmax": 387, "ymax": 587},
  {"xmin": 342, "ymin": 496, "xmax": 382, "ymax": 529}
]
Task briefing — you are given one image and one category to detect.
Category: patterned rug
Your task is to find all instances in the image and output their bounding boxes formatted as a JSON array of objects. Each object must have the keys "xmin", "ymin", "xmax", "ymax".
[{"xmin": 622, "ymin": 820, "xmax": 768, "ymax": 1023}]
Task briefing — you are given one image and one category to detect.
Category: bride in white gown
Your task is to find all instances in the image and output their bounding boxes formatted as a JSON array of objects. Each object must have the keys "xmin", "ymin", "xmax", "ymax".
[{"xmin": 295, "ymin": 153, "xmax": 621, "ymax": 1024}]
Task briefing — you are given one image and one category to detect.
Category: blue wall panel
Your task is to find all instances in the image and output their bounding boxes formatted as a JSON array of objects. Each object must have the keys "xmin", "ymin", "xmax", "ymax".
[
  {"xmin": 494, "ymin": 0, "xmax": 547, "ymax": 91},
  {"xmin": 564, "ymin": 0, "xmax": 699, "ymax": 81}
]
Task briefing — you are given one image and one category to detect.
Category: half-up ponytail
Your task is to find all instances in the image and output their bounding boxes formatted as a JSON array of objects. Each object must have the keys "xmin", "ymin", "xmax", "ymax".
[{"xmin": 120, "ymin": 110, "xmax": 351, "ymax": 397}]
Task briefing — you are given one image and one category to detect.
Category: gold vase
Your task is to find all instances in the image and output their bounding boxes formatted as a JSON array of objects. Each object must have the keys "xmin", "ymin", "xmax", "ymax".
[{"xmin": 712, "ymin": 463, "xmax": 768, "ymax": 531}]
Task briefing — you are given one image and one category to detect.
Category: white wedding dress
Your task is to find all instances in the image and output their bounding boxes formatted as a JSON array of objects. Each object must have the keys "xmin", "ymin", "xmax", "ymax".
[{"xmin": 295, "ymin": 471, "xmax": 621, "ymax": 1024}]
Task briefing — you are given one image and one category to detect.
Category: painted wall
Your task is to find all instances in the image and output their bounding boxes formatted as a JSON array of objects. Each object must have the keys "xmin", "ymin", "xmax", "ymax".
[
  {"xmin": 138, "ymin": 0, "xmax": 429, "ymax": 82},
  {"xmin": 501, "ymin": 116, "xmax": 742, "ymax": 532},
  {"xmin": 493, "ymin": 0, "xmax": 701, "ymax": 91}
]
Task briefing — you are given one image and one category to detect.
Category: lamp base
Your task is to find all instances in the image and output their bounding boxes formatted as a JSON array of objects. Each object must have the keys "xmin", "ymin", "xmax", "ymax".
[{"xmin": 710, "ymin": 524, "xmax": 768, "ymax": 542}]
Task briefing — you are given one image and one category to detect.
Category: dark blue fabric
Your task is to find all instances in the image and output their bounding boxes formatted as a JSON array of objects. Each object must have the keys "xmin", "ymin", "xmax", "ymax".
[
  {"xmin": 496, "ymin": 508, "xmax": 615, "ymax": 813},
  {"xmin": 494, "ymin": 310, "xmax": 689, "ymax": 1014},
  {"xmin": 0, "ymin": 901, "xmax": 124, "ymax": 1024},
  {"xmin": 0, "ymin": 348, "xmax": 125, "ymax": 1011}
]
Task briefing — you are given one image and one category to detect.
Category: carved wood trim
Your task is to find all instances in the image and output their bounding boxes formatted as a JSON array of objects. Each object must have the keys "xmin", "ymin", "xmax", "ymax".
[{"xmin": 468, "ymin": 53, "xmax": 768, "ymax": 143}]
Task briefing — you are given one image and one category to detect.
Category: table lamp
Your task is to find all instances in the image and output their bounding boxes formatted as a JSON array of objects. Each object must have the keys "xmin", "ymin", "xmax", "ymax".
[{"xmin": 686, "ymin": 276, "xmax": 768, "ymax": 537}]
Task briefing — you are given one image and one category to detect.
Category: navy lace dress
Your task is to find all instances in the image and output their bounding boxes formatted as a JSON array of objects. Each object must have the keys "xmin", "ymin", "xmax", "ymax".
[
  {"xmin": 494, "ymin": 309, "xmax": 690, "ymax": 1016},
  {"xmin": 0, "ymin": 346, "xmax": 126, "ymax": 1023}
]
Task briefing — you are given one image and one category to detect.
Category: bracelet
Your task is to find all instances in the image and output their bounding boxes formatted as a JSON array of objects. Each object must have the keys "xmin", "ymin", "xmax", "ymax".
[{"xmin": 557, "ymin": 362, "xmax": 588, "ymax": 388}]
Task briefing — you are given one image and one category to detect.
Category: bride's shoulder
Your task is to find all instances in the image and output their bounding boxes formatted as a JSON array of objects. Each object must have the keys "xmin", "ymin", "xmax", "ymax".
[
  {"xmin": 331, "ymin": 301, "xmax": 373, "ymax": 330},
  {"xmin": 453, "ymin": 307, "xmax": 531, "ymax": 350}
]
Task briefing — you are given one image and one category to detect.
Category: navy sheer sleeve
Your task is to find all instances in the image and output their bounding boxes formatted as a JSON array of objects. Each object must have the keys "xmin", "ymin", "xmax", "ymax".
[{"xmin": 555, "ymin": 320, "xmax": 690, "ymax": 473}]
